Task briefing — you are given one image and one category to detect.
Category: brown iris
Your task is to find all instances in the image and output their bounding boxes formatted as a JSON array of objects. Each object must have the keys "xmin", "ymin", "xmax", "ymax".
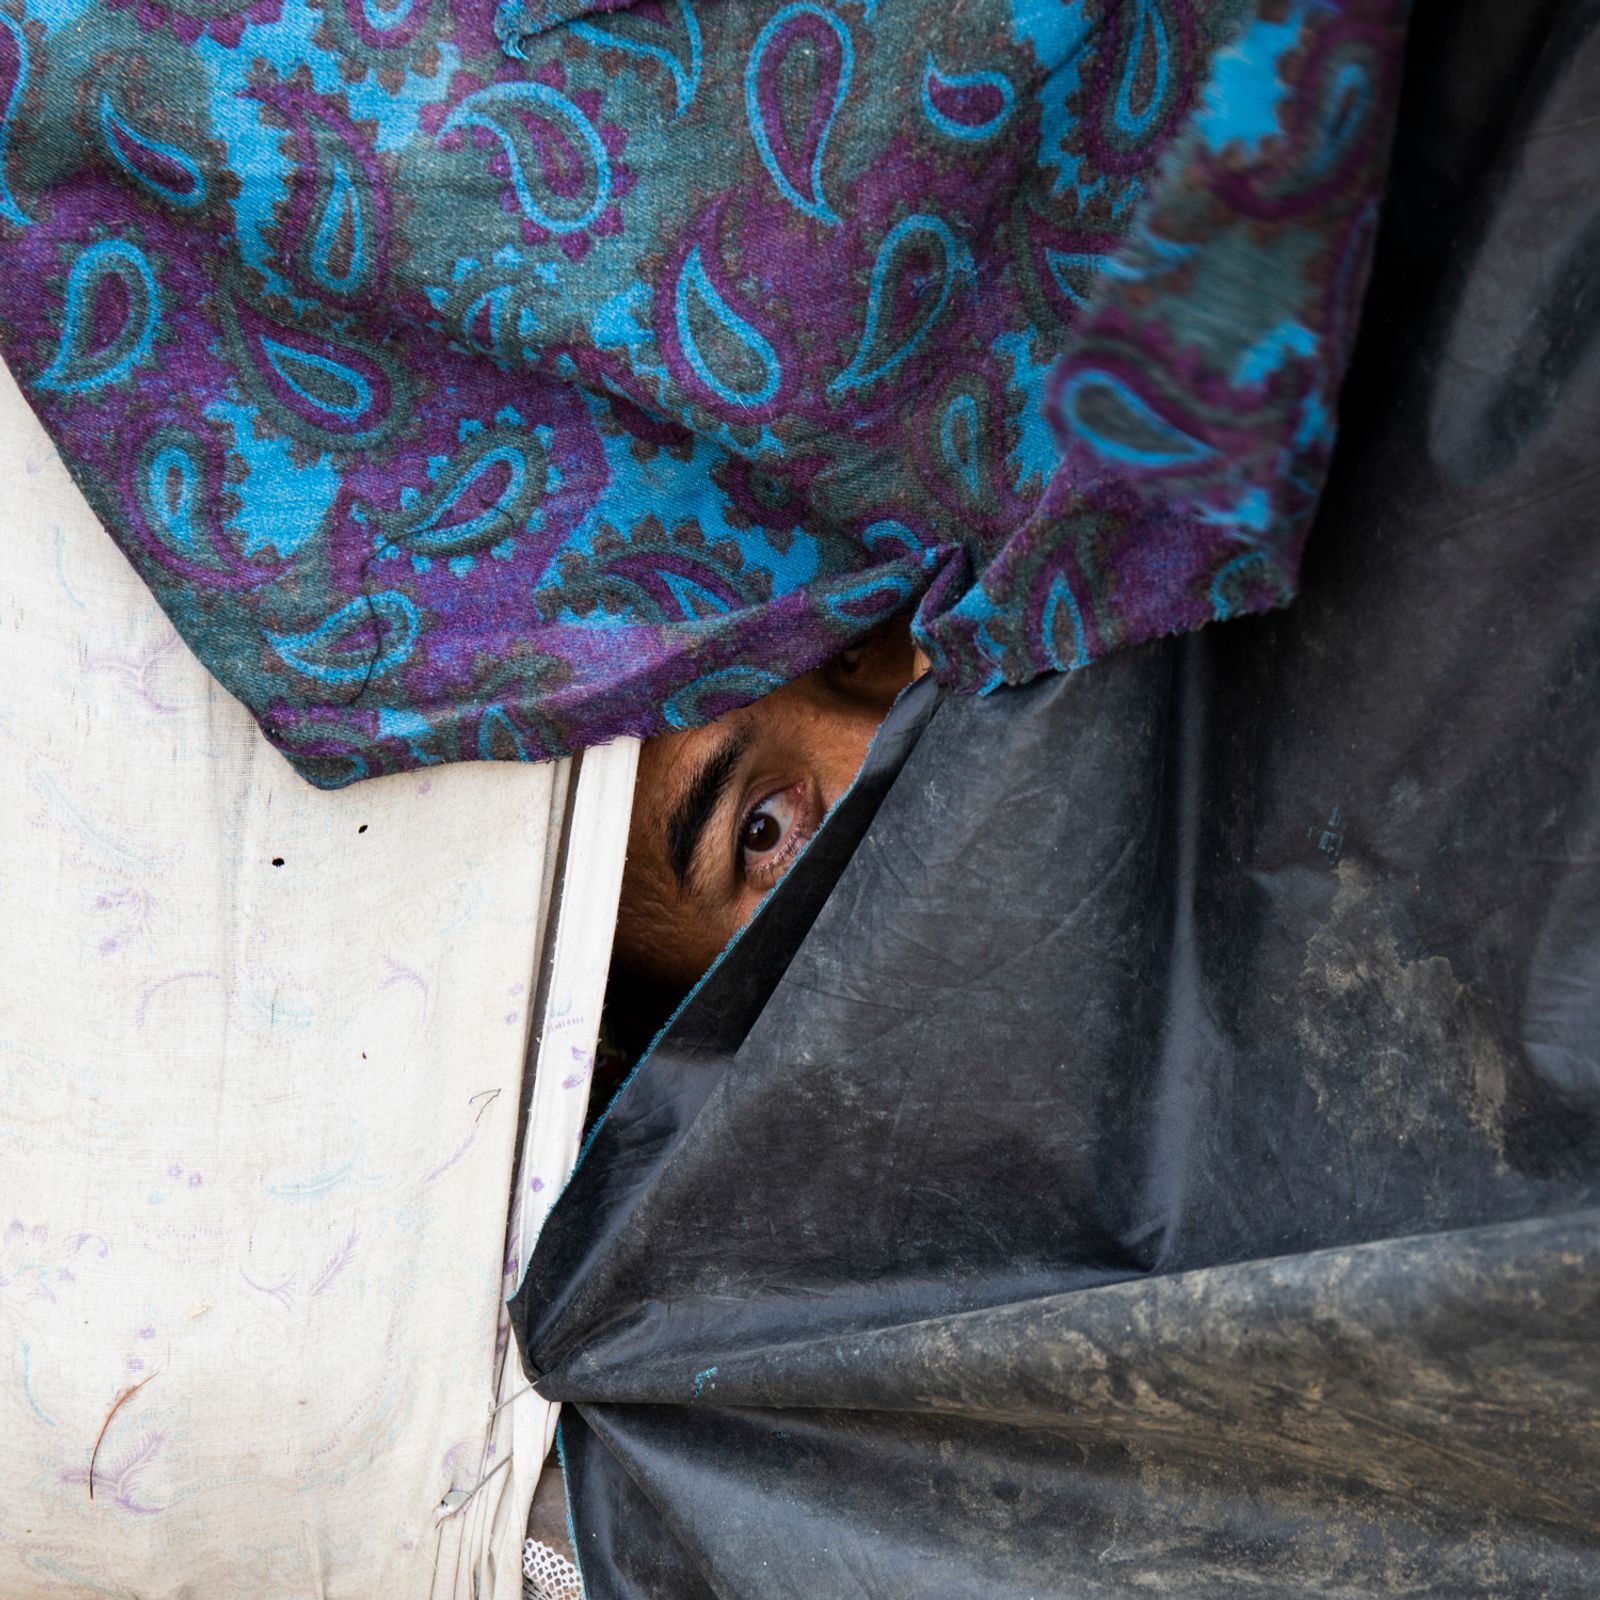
[{"xmin": 743, "ymin": 810, "xmax": 782, "ymax": 852}]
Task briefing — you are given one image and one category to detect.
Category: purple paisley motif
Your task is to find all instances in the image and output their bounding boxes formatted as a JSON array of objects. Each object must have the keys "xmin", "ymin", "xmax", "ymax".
[
  {"xmin": 251, "ymin": 80, "xmax": 390, "ymax": 305},
  {"xmin": 1084, "ymin": 0, "xmax": 1196, "ymax": 172},
  {"xmin": 229, "ymin": 293, "xmax": 399, "ymax": 443},
  {"xmin": 606, "ymin": 551, "xmax": 749, "ymax": 622},
  {"xmin": 98, "ymin": 94, "xmax": 207, "ymax": 208},
  {"xmin": 747, "ymin": 2, "xmax": 852, "ymax": 224},
  {"xmin": 75, "ymin": 266, "xmax": 136, "ymax": 373},
  {"xmin": 656, "ymin": 204, "xmax": 795, "ymax": 424},
  {"xmin": 429, "ymin": 63, "xmax": 633, "ymax": 260},
  {"xmin": 1212, "ymin": 26, "xmax": 1396, "ymax": 222},
  {"xmin": 921, "ymin": 57, "xmax": 1014, "ymax": 141}
]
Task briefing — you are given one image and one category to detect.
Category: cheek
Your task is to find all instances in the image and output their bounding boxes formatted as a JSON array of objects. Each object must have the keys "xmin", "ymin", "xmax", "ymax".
[
  {"xmin": 614, "ymin": 862, "xmax": 742, "ymax": 994},
  {"xmin": 614, "ymin": 860, "xmax": 680, "ymax": 970}
]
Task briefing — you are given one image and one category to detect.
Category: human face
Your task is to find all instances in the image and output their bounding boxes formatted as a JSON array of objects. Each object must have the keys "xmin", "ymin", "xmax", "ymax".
[{"xmin": 614, "ymin": 622, "xmax": 924, "ymax": 993}]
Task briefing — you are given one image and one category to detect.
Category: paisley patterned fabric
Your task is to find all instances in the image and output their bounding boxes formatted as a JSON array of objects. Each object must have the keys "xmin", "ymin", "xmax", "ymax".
[{"xmin": 0, "ymin": 0, "xmax": 1405, "ymax": 787}]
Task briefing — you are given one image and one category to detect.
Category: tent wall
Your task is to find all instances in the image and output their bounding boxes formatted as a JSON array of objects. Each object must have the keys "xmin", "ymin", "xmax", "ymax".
[{"xmin": 0, "ymin": 359, "xmax": 635, "ymax": 1598}]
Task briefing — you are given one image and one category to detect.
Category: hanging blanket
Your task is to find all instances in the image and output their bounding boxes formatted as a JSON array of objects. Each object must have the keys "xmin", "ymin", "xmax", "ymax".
[{"xmin": 0, "ymin": 0, "xmax": 1405, "ymax": 785}]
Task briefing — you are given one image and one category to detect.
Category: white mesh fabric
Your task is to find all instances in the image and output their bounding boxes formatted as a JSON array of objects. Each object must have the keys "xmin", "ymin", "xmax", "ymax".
[{"xmin": 523, "ymin": 1538, "xmax": 583, "ymax": 1600}]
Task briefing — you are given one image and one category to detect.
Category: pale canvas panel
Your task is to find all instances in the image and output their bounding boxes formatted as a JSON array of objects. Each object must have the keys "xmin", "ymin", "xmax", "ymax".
[
  {"xmin": 485, "ymin": 736, "xmax": 638, "ymax": 1600},
  {"xmin": 0, "ymin": 359, "xmax": 635, "ymax": 1598}
]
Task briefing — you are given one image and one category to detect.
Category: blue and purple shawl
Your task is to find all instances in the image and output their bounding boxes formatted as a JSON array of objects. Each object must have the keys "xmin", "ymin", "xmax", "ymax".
[{"xmin": 0, "ymin": 0, "xmax": 1404, "ymax": 785}]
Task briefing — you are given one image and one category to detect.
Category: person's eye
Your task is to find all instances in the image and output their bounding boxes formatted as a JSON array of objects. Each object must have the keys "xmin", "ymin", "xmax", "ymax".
[
  {"xmin": 741, "ymin": 787, "xmax": 797, "ymax": 863},
  {"xmin": 737, "ymin": 783, "xmax": 809, "ymax": 884}
]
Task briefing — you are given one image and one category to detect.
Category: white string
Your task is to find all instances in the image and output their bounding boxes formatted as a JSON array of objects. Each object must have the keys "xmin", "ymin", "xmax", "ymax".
[
  {"xmin": 487, "ymin": 1383, "xmax": 533, "ymax": 1419},
  {"xmin": 433, "ymin": 1454, "xmax": 512, "ymax": 1525}
]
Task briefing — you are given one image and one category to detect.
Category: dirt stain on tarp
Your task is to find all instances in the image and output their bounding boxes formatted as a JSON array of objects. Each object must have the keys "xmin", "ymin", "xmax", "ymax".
[{"xmin": 1297, "ymin": 859, "xmax": 1508, "ymax": 1159}]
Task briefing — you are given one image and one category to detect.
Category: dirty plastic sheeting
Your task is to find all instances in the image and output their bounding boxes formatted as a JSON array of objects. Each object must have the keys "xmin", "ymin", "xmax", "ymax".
[{"xmin": 512, "ymin": 1, "xmax": 1600, "ymax": 1592}]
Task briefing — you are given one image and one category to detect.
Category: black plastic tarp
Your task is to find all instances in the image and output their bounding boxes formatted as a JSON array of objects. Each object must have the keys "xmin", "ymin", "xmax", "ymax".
[{"xmin": 510, "ymin": 1, "xmax": 1600, "ymax": 1592}]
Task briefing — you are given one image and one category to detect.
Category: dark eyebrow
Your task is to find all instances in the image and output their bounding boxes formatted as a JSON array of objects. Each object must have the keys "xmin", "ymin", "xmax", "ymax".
[{"xmin": 667, "ymin": 724, "xmax": 754, "ymax": 888}]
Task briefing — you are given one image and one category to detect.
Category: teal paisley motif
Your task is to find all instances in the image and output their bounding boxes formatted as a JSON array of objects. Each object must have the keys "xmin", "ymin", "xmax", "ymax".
[
  {"xmin": 461, "ymin": 284, "xmax": 514, "ymax": 358},
  {"xmin": 35, "ymin": 239, "xmax": 160, "ymax": 394},
  {"xmin": 570, "ymin": 0, "xmax": 702, "ymax": 119},
  {"xmin": 1056, "ymin": 367, "xmax": 1215, "ymax": 471},
  {"xmin": 927, "ymin": 374, "xmax": 1002, "ymax": 516},
  {"xmin": 1097, "ymin": 0, "xmax": 1190, "ymax": 161},
  {"xmin": 468, "ymin": 651, "xmax": 572, "ymax": 764},
  {"xmin": 820, "ymin": 569, "xmax": 915, "ymax": 628},
  {"xmin": 475, "ymin": 700, "xmax": 564, "ymax": 764},
  {"xmin": 0, "ymin": 10, "xmax": 32, "ymax": 229},
  {"xmin": 369, "ymin": 426, "xmax": 548, "ymax": 563},
  {"xmin": 222, "ymin": 284, "xmax": 411, "ymax": 453},
  {"xmin": 673, "ymin": 244, "xmax": 782, "ymax": 411},
  {"xmin": 97, "ymin": 91, "xmax": 206, "ymax": 208},
  {"xmin": 664, "ymin": 665, "xmax": 787, "ymax": 730},
  {"xmin": 1042, "ymin": 571, "xmax": 1088, "ymax": 670},
  {"xmin": 421, "ymin": 254, "xmax": 548, "ymax": 367},
  {"xmin": 1209, "ymin": 547, "xmax": 1292, "ymax": 620},
  {"xmin": 267, "ymin": 592, "xmax": 421, "ymax": 689},
  {"xmin": 310, "ymin": 159, "xmax": 365, "ymax": 293},
  {"xmin": 940, "ymin": 392, "xmax": 981, "ymax": 499},
  {"xmin": 438, "ymin": 81, "xmax": 612, "ymax": 238},
  {"xmin": 830, "ymin": 215, "xmax": 975, "ymax": 395},
  {"xmin": 745, "ymin": 2, "xmax": 854, "ymax": 226},
  {"xmin": 537, "ymin": 514, "xmax": 771, "ymax": 625},
  {"xmin": 132, "ymin": 423, "xmax": 236, "ymax": 574}
]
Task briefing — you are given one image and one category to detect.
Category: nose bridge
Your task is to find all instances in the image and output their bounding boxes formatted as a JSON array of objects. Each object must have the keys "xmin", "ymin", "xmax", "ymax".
[
  {"xmin": 794, "ymin": 674, "xmax": 892, "ymax": 790},
  {"xmin": 782, "ymin": 666, "xmax": 886, "ymax": 728},
  {"xmin": 755, "ymin": 662, "xmax": 901, "ymax": 797}
]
